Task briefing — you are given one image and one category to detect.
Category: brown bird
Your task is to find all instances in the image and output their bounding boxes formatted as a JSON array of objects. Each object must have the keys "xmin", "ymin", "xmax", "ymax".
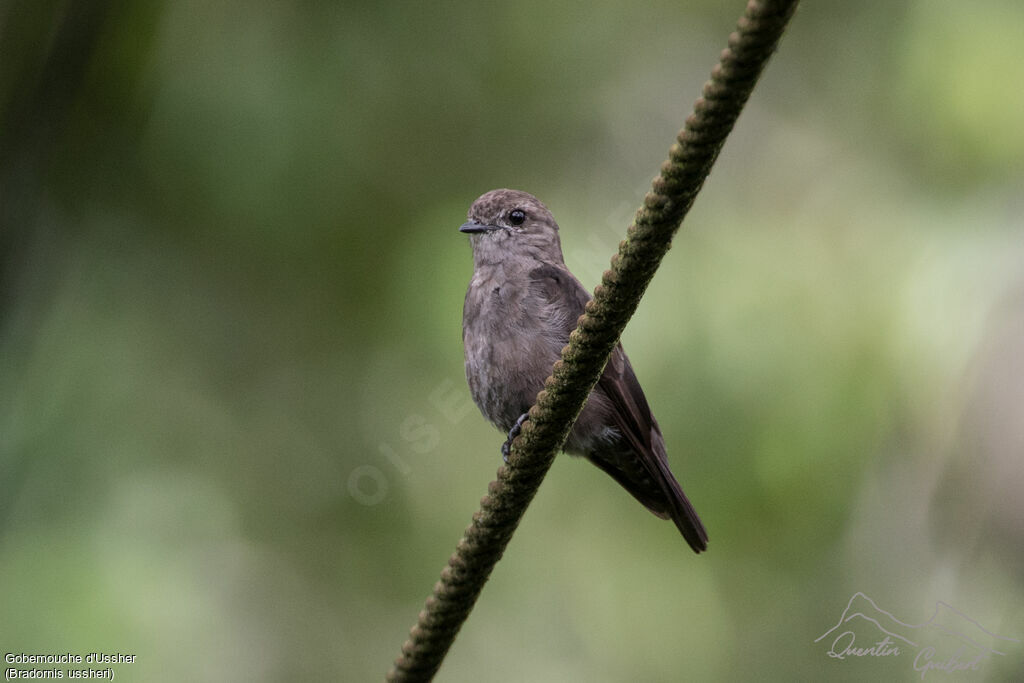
[{"xmin": 460, "ymin": 189, "xmax": 708, "ymax": 553}]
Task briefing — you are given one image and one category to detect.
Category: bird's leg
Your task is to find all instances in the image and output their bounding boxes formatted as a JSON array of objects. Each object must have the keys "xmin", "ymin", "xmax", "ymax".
[{"xmin": 501, "ymin": 412, "xmax": 530, "ymax": 462}]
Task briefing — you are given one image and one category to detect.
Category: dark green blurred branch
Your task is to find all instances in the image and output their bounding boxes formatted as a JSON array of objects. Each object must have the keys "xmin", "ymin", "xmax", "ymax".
[
  {"xmin": 386, "ymin": 1, "xmax": 799, "ymax": 680},
  {"xmin": 0, "ymin": 0, "xmax": 116, "ymax": 538},
  {"xmin": 0, "ymin": 1, "xmax": 113, "ymax": 309}
]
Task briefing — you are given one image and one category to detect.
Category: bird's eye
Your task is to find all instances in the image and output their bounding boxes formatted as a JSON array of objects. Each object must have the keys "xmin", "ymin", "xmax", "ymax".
[{"xmin": 508, "ymin": 209, "xmax": 526, "ymax": 226}]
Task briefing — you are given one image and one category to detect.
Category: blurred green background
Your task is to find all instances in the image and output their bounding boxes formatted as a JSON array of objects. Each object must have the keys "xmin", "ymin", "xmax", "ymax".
[{"xmin": 2, "ymin": 0, "xmax": 1023, "ymax": 681}]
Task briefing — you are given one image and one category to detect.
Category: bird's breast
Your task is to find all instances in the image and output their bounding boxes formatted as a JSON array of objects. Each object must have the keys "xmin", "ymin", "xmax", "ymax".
[{"xmin": 463, "ymin": 269, "xmax": 562, "ymax": 431}]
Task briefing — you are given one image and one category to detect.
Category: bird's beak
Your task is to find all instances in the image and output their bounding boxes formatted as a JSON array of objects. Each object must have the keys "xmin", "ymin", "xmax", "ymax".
[{"xmin": 459, "ymin": 220, "xmax": 501, "ymax": 234}]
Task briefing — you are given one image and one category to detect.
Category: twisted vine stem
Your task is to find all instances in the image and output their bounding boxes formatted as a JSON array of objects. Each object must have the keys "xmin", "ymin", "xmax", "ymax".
[{"xmin": 386, "ymin": 1, "xmax": 799, "ymax": 679}]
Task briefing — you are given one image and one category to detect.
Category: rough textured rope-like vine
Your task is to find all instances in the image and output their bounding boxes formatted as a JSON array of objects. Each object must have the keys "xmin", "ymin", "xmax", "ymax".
[{"xmin": 386, "ymin": 1, "xmax": 800, "ymax": 679}]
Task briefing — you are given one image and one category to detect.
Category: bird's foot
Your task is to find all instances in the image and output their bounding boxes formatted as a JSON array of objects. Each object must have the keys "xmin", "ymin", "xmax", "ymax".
[{"xmin": 501, "ymin": 412, "xmax": 530, "ymax": 463}]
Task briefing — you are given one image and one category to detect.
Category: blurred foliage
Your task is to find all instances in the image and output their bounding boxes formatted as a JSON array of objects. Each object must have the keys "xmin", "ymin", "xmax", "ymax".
[{"xmin": 2, "ymin": 1, "xmax": 1023, "ymax": 681}]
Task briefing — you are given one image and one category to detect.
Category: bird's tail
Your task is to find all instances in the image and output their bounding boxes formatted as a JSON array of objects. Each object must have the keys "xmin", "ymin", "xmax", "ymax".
[
  {"xmin": 650, "ymin": 455, "xmax": 708, "ymax": 553},
  {"xmin": 583, "ymin": 448, "xmax": 708, "ymax": 553}
]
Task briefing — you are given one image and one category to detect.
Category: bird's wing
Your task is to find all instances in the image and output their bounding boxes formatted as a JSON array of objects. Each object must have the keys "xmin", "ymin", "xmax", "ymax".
[
  {"xmin": 528, "ymin": 263, "xmax": 708, "ymax": 552},
  {"xmin": 598, "ymin": 347, "xmax": 708, "ymax": 552},
  {"xmin": 526, "ymin": 262, "xmax": 592, "ymax": 337},
  {"xmin": 526, "ymin": 263, "xmax": 665, "ymax": 465}
]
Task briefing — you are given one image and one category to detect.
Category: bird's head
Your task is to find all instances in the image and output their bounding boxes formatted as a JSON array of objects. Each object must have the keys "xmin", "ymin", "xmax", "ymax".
[{"xmin": 460, "ymin": 189, "xmax": 564, "ymax": 265}]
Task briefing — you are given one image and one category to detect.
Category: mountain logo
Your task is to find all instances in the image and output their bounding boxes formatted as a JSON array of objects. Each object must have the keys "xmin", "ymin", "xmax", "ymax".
[{"xmin": 815, "ymin": 592, "xmax": 1020, "ymax": 678}]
